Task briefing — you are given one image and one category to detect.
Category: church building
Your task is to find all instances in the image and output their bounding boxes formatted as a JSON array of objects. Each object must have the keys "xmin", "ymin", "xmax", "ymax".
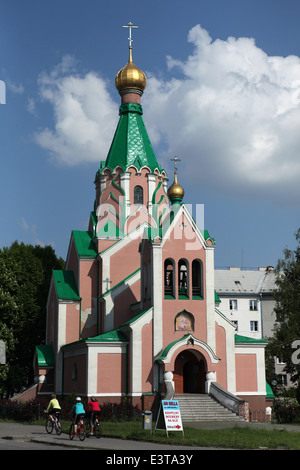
[{"xmin": 34, "ymin": 28, "xmax": 270, "ymax": 419}]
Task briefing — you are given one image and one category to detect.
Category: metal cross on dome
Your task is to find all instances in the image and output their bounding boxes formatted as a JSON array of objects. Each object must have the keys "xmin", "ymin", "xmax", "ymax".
[
  {"xmin": 122, "ymin": 22, "xmax": 139, "ymax": 47},
  {"xmin": 171, "ymin": 156, "xmax": 181, "ymax": 172}
]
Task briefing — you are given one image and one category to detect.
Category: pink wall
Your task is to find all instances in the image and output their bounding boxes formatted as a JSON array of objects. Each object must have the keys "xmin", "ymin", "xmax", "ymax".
[
  {"xmin": 215, "ymin": 323, "xmax": 228, "ymax": 389},
  {"xmin": 97, "ymin": 353, "xmax": 127, "ymax": 394},
  {"xmin": 235, "ymin": 354, "xmax": 258, "ymax": 392}
]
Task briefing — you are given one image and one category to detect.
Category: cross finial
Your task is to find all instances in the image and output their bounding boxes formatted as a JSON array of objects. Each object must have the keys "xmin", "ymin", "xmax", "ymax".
[
  {"xmin": 171, "ymin": 156, "xmax": 181, "ymax": 172},
  {"xmin": 122, "ymin": 22, "xmax": 139, "ymax": 47}
]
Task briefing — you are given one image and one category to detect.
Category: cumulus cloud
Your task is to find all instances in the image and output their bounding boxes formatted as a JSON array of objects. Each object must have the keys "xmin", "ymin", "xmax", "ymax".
[
  {"xmin": 34, "ymin": 55, "xmax": 118, "ymax": 165},
  {"xmin": 34, "ymin": 28, "xmax": 300, "ymax": 203},
  {"xmin": 143, "ymin": 25, "xmax": 300, "ymax": 202}
]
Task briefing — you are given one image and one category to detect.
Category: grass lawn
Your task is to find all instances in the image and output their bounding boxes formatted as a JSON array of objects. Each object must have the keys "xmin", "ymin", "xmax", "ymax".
[{"xmin": 59, "ymin": 419, "xmax": 300, "ymax": 450}]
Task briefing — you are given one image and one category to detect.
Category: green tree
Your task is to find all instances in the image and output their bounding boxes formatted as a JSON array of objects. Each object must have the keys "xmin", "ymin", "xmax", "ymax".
[
  {"xmin": 0, "ymin": 242, "xmax": 64, "ymax": 397},
  {"xmin": 266, "ymin": 229, "xmax": 300, "ymax": 389}
]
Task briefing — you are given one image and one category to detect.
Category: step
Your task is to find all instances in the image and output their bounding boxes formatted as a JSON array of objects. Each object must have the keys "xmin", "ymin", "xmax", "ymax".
[{"xmin": 174, "ymin": 394, "xmax": 243, "ymax": 422}]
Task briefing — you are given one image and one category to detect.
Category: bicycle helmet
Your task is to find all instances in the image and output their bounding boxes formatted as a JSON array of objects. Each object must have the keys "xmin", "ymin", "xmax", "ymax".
[{"xmin": 76, "ymin": 396, "xmax": 81, "ymax": 401}]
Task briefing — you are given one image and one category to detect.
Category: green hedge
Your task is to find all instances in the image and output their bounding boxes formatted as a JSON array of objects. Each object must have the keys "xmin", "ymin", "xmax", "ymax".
[{"xmin": 0, "ymin": 397, "xmax": 141, "ymax": 422}]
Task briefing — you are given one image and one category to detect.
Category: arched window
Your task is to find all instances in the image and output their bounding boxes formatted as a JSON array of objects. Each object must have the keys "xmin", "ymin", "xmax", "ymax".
[
  {"xmin": 134, "ymin": 185, "xmax": 143, "ymax": 205},
  {"xmin": 164, "ymin": 258, "xmax": 175, "ymax": 298},
  {"xmin": 178, "ymin": 259, "xmax": 189, "ymax": 298},
  {"xmin": 192, "ymin": 259, "xmax": 203, "ymax": 299}
]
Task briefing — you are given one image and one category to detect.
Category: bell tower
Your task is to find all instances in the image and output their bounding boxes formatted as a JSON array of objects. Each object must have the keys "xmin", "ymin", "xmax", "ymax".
[{"xmin": 92, "ymin": 23, "xmax": 169, "ymax": 247}]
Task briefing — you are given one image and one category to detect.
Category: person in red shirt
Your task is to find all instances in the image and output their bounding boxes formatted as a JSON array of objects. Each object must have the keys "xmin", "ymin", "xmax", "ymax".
[{"xmin": 85, "ymin": 397, "xmax": 101, "ymax": 435}]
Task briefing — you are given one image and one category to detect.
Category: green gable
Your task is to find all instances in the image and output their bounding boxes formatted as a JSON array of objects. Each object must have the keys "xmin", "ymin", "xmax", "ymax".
[
  {"xmin": 72, "ymin": 230, "xmax": 97, "ymax": 258},
  {"xmin": 53, "ymin": 270, "xmax": 80, "ymax": 301}
]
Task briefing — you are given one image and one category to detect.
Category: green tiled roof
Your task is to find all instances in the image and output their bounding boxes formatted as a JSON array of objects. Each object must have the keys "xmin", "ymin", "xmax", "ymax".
[
  {"xmin": 35, "ymin": 345, "xmax": 55, "ymax": 367},
  {"xmin": 102, "ymin": 103, "xmax": 161, "ymax": 173},
  {"xmin": 234, "ymin": 334, "xmax": 268, "ymax": 344},
  {"xmin": 52, "ymin": 270, "xmax": 80, "ymax": 301},
  {"xmin": 72, "ymin": 231, "xmax": 97, "ymax": 258}
]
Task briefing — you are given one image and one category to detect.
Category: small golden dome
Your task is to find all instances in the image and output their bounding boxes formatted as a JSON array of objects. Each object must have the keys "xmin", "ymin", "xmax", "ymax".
[
  {"xmin": 115, "ymin": 46, "xmax": 146, "ymax": 94},
  {"xmin": 167, "ymin": 171, "xmax": 184, "ymax": 202}
]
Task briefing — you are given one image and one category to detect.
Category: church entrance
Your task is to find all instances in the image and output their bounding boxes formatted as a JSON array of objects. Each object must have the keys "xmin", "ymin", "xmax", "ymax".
[{"xmin": 173, "ymin": 350, "xmax": 206, "ymax": 394}]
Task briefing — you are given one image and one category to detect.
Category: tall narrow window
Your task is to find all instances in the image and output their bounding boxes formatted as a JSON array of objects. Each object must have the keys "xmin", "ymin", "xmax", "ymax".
[
  {"xmin": 134, "ymin": 185, "xmax": 143, "ymax": 205},
  {"xmin": 178, "ymin": 259, "xmax": 189, "ymax": 298},
  {"xmin": 164, "ymin": 259, "xmax": 175, "ymax": 297},
  {"xmin": 192, "ymin": 259, "xmax": 203, "ymax": 298}
]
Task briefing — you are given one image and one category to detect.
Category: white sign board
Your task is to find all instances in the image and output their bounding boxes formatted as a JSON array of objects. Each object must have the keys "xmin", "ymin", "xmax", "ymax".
[{"xmin": 155, "ymin": 400, "xmax": 184, "ymax": 436}]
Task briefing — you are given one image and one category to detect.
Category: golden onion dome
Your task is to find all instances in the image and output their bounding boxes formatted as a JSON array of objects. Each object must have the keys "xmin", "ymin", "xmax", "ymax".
[
  {"xmin": 167, "ymin": 171, "xmax": 184, "ymax": 202},
  {"xmin": 115, "ymin": 46, "xmax": 146, "ymax": 94}
]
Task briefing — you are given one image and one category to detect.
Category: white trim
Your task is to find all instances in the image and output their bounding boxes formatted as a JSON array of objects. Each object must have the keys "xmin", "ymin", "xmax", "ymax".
[{"xmin": 158, "ymin": 334, "xmax": 220, "ymax": 365}]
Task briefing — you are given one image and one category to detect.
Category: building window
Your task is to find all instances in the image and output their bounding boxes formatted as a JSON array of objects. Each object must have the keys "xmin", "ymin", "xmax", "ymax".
[
  {"xmin": 178, "ymin": 259, "xmax": 189, "ymax": 298},
  {"xmin": 164, "ymin": 258, "xmax": 175, "ymax": 298},
  {"xmin": 229, "ymin": 299, "xmax": 238, "ymax": 310},
  {"xmin": 134, "ymin": 185, "xmax": 143, "ymax": 205},
  {"xmin": 250, "ymin": 300, "xmax": 258, "ymax": 311},
  {"xmin": 192, "ymin": 259, "xmax": 203, "ymax": 298},
  {"xmin": 250, "ymin": 321, "xmax": 258, "ymax": 332},
  {"xmin": 278, "ymin": 374, "xmax": 287, "ymax": 386}
]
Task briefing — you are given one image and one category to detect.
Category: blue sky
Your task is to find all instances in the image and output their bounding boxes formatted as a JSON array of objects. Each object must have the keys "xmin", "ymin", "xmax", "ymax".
[{"xmin": 0, "ymin": 0, "xmax": 299, "ymax": 268}]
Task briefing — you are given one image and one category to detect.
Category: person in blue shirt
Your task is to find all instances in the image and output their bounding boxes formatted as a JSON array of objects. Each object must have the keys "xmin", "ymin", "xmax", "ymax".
[{"xmin": 70, "ymin": 397, "xmax": 85, "ymax": 436}]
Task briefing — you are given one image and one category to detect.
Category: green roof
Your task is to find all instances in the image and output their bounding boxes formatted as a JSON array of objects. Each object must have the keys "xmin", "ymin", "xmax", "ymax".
[
  {"xmin": 266, "ymin": 381, "xmax": 275, "ymax": 399},
  {"xmin": 155, "ymin": 334, "xmax": 191, "ymax": 362},
  {"xmin": 102, "ymin": 103, "xmax": 161, "ymax": 173},
  {"xmin": 96, "ymin": 220, "xmax": 125, "ymax": 238},
  {"xmin": 72, "ymin": 230, "xmax": 97, "ymax": 258},
  {"xmin": 84, "ymin": 329, "xmax": 128, "ymax": 343},
  {"xmin": 234, "ymin": 334, "xmax": 268, "ymax": 344},
  {"xmin": 35, "ymin": 345, "xmax": 55, "ymax": 367},
  {"xmin": 53, "ymin": 270, "xmax": 80, "ymax": 301}
]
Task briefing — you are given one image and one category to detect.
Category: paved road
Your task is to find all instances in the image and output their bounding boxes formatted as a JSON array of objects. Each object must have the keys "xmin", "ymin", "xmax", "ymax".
[{"xmin": 0, "ymin": 421, "xmax": 208, "ymax": 452}]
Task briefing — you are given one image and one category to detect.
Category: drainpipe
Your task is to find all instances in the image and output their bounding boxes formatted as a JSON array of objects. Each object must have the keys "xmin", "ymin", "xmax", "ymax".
[
  {"xmin": 97, "ymin": 258, "xmax": 100, "ymax": 334},
  {"xmin": 260, "ymin": 293, "xmax": 263, "ymax": 338},
  {"xmin": 79, "ymin": 298, "xmax": 82, "ymax": 340},
  {"xmin": 126, "ymin": 344, "xmax": 129, "ymax": 395},
  {"xmin": 61, "ymin": 349, "xmax": 64, "ymax": 398}
]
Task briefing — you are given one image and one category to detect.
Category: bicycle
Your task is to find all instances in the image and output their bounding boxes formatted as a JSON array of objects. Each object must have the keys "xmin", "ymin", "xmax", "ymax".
[
  {"xmin": 45, "ymin": 410, "xmax": 62, "ymax": 435},
  {"xmin": 69, "ymin": 413, "xmax": 86, "ymax": 441},
  {"xmin": 85, "ymin": 412, "xmax": 102, "ymax": 439}
]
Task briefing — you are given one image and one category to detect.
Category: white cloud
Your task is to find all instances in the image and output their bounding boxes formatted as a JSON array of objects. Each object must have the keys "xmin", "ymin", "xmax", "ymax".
[
  {"xmin": 34, "ymin": 55, "xmax": 118, "ymax": 166},
  {"xmin": 34, "ymin": 29, "xmax": 300, "ymax": 203},
  {"xmin": 143, "ymin": 25, "xmax": 300, "ymax": 203}
]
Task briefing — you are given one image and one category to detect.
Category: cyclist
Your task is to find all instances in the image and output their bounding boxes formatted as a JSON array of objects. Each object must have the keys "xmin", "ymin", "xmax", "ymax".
[
  {"xmin": 70, "ymin": 396, "xmax": 85, "ymax": 436},
  {"xmin": 85, "ymin": 396, "xmax": 101, "ymax": 435},
  {"xmin": 46, "ymin": 394, "xmax": 61, "ymax": 422}
]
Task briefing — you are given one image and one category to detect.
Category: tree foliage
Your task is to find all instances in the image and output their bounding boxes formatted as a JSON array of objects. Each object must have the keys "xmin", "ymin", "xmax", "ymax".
[
  {"xmin": 0, "ymin": 242, "xmax": 64, "ymax": 398},
  {"xmin": 266, "ymin": 229, "xmax": 300, "ymax": 386}
]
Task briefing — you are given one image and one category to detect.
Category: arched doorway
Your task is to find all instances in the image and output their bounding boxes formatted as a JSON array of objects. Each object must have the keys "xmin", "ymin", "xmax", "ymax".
[{"xmin": 173, "ymin": 350, "xmax": 206, "ymax": 394}]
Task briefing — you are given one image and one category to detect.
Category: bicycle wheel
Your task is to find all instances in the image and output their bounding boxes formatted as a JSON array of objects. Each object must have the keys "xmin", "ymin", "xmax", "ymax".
[
  {"xmin": 78, "ymin": 422, "xmax": 86, "ymax": 441},
  {"xmin": 69, "ymin": 423, "xmax": 75, "ymax": 440},
  {"xmin": 45, "ymin": 418, "xmax": 53, "ymax": 434},
  {"xmin": 94, "ymin": 421, "xmax": 102, "ymax": 439},
  {"xmin": 55, "ymin": 420, "xmax": 62, "ymax": 435}
]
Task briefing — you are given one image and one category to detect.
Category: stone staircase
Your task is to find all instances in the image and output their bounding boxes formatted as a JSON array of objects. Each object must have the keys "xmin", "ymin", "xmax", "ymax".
[{"xmin": 174, "ymin": 394, "xmax": 244, "ymax": 422}]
